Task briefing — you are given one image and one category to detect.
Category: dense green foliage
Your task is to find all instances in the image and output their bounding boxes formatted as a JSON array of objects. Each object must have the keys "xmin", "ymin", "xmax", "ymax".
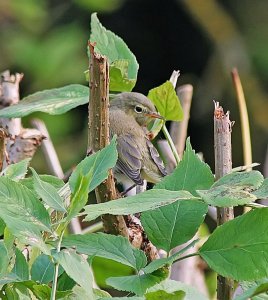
[{"xmin": 1, "ymin": 13, "xmax": 268, "ymax": 300}]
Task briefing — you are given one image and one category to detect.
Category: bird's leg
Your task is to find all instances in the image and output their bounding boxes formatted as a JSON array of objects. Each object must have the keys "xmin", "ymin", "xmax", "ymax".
[{"xmin": 120, "ymin": 183, "xmax": 137, "ymax": 197}]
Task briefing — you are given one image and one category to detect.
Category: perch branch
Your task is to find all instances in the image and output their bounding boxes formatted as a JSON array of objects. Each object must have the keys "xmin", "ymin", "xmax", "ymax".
[
  {"xmin": 88, "ymin": 42, "xmax": 128, "ymax": 236},
  {"xmin": 214, "ymin": 101, "xmax": 234, "ymax": 300}
]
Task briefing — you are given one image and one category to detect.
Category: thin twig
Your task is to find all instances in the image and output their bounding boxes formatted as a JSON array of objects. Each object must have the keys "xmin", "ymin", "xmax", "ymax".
[
  {"xmin": 31, "ymin": 119, "xmax": 64, "ymax": 179},
  {"xmin": 50, "ymin": 230, "xmax": 64, "ymax": 300},
  {"xmin": 214, "ymin": 101, "xmax": 234, "ymax": 300}
]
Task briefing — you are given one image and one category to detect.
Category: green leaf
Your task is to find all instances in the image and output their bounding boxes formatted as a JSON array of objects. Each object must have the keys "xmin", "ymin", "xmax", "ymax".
[
  {"xmin": 1, "ymin": 159, "xmax": 30, "ymax": 181},
  {"xmin": 100, "ymin": 297, "xmax": 143, "ymax": 300},
  {"xmin": 62, "ymin": 232, "xmax": 146, "ymax": 271},
  {"xmin": 69, "ymin": 136, "xmax": 117, "ymax": 193},
  {"xmin": 213, "ymin": 170, "xmax": 264, "ymax": 189},
  {"xmin": 197, "ymin": 185, "xmax": 257, "ymax": 207},
  {"xmin": 83, "ymin": 189, "xmax": 198, "ymax": 222},
  {"xmin": 20, "ymin": 174, "xmax": 65, "ymax": 197},
  {"xmin": 67, "ymin": 170, "xmax": 92, "ymax": 222},
  {"xmin": 253, "ymin": 178, "xmax": 268, "ymax": 199},
  {"xmin": 109, "ymin": 59, "xmax": 137, "ymax": 92},
  {"xmin": 28, "ymin": 283, "xmax": 72, "ymax": 299},
  {"xmin": 3, "ymin": 282, "xmax": 32, "ymax": 299},
  {"xmin": 0, "ymin": 218, "xmax": 5, "ymax": 235},
  {"xmin": 0, "ymin": 240, "xmax": 10, "ymax": 276},
  {"xmin": 93, "ymin": 288, "xmax": 112, "ymax": 299},
  {"xmin": 11, "ymin": 248, "xmax": 29, "ymax": 281},
  {"xmin": 148, "ymin": 81, "xmax": 183, "ymax": 121},
  {"xmin": 0, "ymin": 84, "xmax": 89, "ymax": 118},
  {"xmin": 54, "ymin": 249, "xmax": 94, "ymax": 299},
  {"xmin": 141, "ymin": 200, "xmax": 207, "ymax": 252},
  {"xmin": 30, "ymin": 168, "xmax": 66, "ymax": 212},
  {"xmin": 31, "ymin": 254, "xmax": 64, "ymax": 284},
  {"xmin": 0, "ymin": 177, "xmax": 51, "ymax": 254},
  {"xmin": 142, "ymin": 240, "xmax": 198, "ymax": 274},
  {"xmin": 155, "ymin": 139, "xmax": 214, "ymax": 195},
  {"xmin": 106, "ymin": 270, "xmax": 167, "ymax": 296},
  {"xmin": 90, "ymin": 13, "xmax": 139, "ymax": 85},
  {"xmin": 235, "ymin": 282, "xmax": 268, "ymax": 300},
  {"xmin": 92, "ymin": 257, "xmax": 133, "ymax": 289},
  {"xmin": 200, "ymin": 208, "xmax": 268, "ymax": 281},
  {"xmin": 145, "ymin": 289, "xmax": 185, "ymax": 300},
  {"xmin": 147, "ymin": 279, "xmax": 208, "ymax": 300}
]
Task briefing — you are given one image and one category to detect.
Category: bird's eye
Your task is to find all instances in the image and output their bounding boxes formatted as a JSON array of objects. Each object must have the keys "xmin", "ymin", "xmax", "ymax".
[{"xmin": 134, "ymin": 105, "xmax": 143, "ymax": 113}]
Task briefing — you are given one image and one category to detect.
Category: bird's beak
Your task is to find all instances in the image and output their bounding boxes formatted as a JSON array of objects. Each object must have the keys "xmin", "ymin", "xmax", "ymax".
[{"xmin": 145, "ymin": 112, "xmax": 164, "ymax": 120}]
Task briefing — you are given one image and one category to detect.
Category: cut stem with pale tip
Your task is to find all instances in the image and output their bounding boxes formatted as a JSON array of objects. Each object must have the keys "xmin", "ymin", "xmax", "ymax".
[{"xmin": 214, "ymin": 101, "xmax": 234, "ymax": 300}]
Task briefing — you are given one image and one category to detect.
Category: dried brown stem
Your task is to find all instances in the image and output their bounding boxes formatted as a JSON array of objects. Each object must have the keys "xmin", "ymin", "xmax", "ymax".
[
  {"xmin": 0, "ymin": 70, "xmax": 43, "ymax": 168},
  {"xmin": 88, "ymin": 43, "xmax": 128, "ymax": 236},
  {"xmin": 170, "ymin": 84, "xmax": 193, "ymax": 158},
  {"xmin": 214, "ymin": 101, "xmax": 234, "ymax": 300}
]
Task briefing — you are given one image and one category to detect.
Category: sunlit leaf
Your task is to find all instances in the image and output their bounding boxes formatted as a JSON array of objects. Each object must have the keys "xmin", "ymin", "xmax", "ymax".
[
  {"xmin": 62, "ymin": 232, "xmax": 146, "ymax": 271},
  {"xmin": 0, "ymin": 84, "xmax": 89, "ymax": 118},
  {"xmin": 148, "ymin": 81, "xmax": 183, "ymax": 121},
  {"xmin": 200, "ymin": 208, "xmax": 268, "ymax": 281},
  {"xmin": 83, "ymin": 189, "xmax": 197, "ymax": 222}
]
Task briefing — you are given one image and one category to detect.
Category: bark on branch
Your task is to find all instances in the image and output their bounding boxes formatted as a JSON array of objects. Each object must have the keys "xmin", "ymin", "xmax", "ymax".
[{"xmin": 88, "ymin": 43, "xmax": 128, "ymax": 236}]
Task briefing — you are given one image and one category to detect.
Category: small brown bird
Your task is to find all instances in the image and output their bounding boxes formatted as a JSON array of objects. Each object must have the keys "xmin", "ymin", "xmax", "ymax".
[{"xmin": 109, "ymin": 92, "xmax": 167, "ymax": 185}]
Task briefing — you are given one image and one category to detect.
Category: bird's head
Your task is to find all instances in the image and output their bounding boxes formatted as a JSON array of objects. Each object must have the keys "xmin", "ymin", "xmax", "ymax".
[{"xmin": 110, "ymin": 92, "xmax": 163, "ymax": 127}]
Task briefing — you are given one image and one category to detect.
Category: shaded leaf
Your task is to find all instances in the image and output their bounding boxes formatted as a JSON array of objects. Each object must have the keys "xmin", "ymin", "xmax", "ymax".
[
  {"xmin": 0, "ymin": 240, "xmax": 10, "ymax": 276},
  {"xmin": 197, "ymin": 185, "xmax": 257, "ymax": 207},
  {"xmin": 83, "ymin": 189, "xmax": 198, "ymax": 222},
  {"xmin": 54, "ymin": 249, "xmax": 94, "ymax": 298},
  {"xmin": 62, "ymin": 232, "xmax": 146, "ymax": 271},
  {"xmin": 148, "ymin": 81, "xmax": 183, "ymax": 121},
  {"xmin": 11, "ymin": 248, "xmax": 29, "ymax": 281},
  {"xmin": 1, "ymin": 159, "xmax": 30, "ymax": 181},
  {"xmin": 31, "ymin": 254, "xmax": 64, "ymax": 284},
  {"xmin": 142, "ymin": 239, "xmax": 198, "ymax": 274},
  {"xmin": 0, "ymin": 84, "xmax": 89, "ymax": 118},
  {"xmin": 106, "ymin": 269, "xmax": 167, "ymax": 296},
  {"xmin": 31, "ymin": 168, "xmax": 66, "ymax": 212},
  {"xmin": 200, "ymin": 208, "xmax": 268, "ymax": 281},
  {"xmin": 141, "ymin": 200, "xmax": 207, "ymax": 252},
  {"xmin": 145, "ymin": 289, "xmax": 185, "ymax": 300}
]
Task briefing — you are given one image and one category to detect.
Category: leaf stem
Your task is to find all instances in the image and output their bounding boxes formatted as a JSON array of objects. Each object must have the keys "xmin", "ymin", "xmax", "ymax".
[
  {"xmin": 50, "ymin": 230, "xmax": 65, "ymax": 300},
  {"xmin": 172, "ymin": 252, "xmax": 199, "ymax": 264},
  {"xmin": 162, "ymin": 124, "xmax": 180, "ymax": 165}
]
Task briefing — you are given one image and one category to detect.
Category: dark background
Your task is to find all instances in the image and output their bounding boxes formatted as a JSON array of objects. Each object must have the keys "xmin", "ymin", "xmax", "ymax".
[{"xmin": 1, "ymin": 0, "xmax": 268, "ymax": 175}]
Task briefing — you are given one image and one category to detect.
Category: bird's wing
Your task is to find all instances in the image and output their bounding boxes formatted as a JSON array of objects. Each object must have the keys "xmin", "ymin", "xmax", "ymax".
[
  {"xmin": 116, "ymin": 134, "xmax": 143, "ymax": 185},
  {"xmin": 146, "ymin": 139, "xmax": 167, "ymax": 176}
]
